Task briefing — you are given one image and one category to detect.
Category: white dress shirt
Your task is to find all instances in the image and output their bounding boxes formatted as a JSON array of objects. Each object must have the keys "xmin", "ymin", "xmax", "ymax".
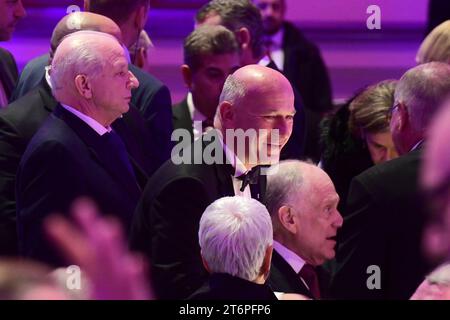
[
  {"xmin": 216, "ymin": 130, "xmax": 252, "ymax": 198},
  {"xmin": 258, "ymin": 27, "xmax": 285, "ymax": 71},
  {"xmin": 186, "ymin": 92, "xmax": 208, "ymax": 141},
  {"xmin": 61, "ymin": 104, "xmax": 112, "ymax": 136}
]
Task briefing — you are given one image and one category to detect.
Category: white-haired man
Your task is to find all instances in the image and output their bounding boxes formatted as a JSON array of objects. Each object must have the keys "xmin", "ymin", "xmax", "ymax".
[
  {"xmin": 331, "ymin": 62, "xmax": 450, "ymax": 300},
  {"xmin": 265, "ymin": 160, "xmax": 343, "ymax": 299},
  {"xmin": 16, "ymin": 31, "xmax": 141, "ymax": 266},
  {"xmin": 189, "ymin": 196, "xmax": 276, "ymax": 300}
]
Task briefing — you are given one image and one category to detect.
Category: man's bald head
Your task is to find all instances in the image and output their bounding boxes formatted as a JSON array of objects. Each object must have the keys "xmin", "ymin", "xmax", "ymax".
[
  {"xmin": 50, "ymin": 12, "xmax": 122, "ymax": 60},
  {"xmin": 216, "ymin": 65, "xmax": 295, "ymax": 167}
]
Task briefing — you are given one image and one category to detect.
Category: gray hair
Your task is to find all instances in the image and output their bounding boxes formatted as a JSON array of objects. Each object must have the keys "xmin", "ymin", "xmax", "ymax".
[
  {"xmin": 426, "ymin": 263, "xmax": 450, "ymax": 286},
  {"xmin": 198, "ymin": 196, "xmax": 273, "ymax": 282},
  {"xmin": 196, "ymin": 0, "xmax": 264, "ymax": 59},
  {"xmin": 184, "ymin": 25, "xmax": 239, "ymax": 71},
  {"xmin": 395, "ymin": 62, "xmax": 450, "ymax": 133},
  {"xmin": 265, "ymin": 161, "xmax": 313, "ymax": 233},
  {"xmin": 50, "ymin": 30, "xmax": 121, "ymax": 96},
  {"xmin": 214, "ymin": 73, "xmax": 247, "ymax": 128}
]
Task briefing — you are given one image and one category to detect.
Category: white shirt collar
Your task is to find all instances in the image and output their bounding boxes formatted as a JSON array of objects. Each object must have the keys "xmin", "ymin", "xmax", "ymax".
[
  {"xmin": 61, "ymin": 104, "xmax": 112, "ymax": 136},
  {"xmin": 273, "ymin": 240, "xmax": 306, "ymax": 274},
  {"xmin": 187, "ymin": 92, "xmax": 207, "ymax": 122},
  {"xmin": 215, "ymin": 130, "xmax": 248, "ymax": 178}
]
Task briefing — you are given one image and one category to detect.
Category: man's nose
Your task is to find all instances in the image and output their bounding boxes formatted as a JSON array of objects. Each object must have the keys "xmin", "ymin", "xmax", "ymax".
[
  {"xmin": 15, "ymin": 0, "xmax": 27, "ymax": 19},
  {"xmin": 128, "ymin": 71, "xmax": 139, "ymax": 89}
]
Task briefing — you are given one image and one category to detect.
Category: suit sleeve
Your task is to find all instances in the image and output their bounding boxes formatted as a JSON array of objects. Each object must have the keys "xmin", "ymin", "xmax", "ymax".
[
  {"xmin": 308, "ymin": 46, "xmax": 333, "ymax": 114},
  {"xmin": 330, "ymin": 175, "xmax": 387, "ymax": 299},
  {"xmin": 138, "ymin": 84, "xmax": 173, "ymax": 163},
  {"xmin": 131, "ymin": 177, "xmax": 211, "ymax": 299},
  {"xmin": 16, "ymin": 141, "xmax": 84, "ymax": 266},
  {"xmin": 0, "ymin": 116, "xmax": 22, "ymax": 255}
]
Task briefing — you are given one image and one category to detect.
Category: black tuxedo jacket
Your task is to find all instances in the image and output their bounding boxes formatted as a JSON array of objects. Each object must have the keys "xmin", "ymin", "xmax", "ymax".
[
  {"xmin": 189, "ymin": 273, "xmax": 278, "ymax": 300},
  {"xmin": 0, "ymin": 81, "xmax": 161, "ymax": 256},
  {"xmin": 16, "ymin": 105, "xmax": 145, "ymax": 266},
  {"xmin": 10, "ymin": 54, "xmax": 173, "ymax": 161},
  {"xmin": 330, "ymin": 148, "xmax": 431, "ymax": 299},
  {"xmin": 0, "ymin": 48, "xmax": 18, "ymax": 103},
  {"xmin": 268, "ymin": 250, "xmax": 314, "ymax": 299},
  {"xmin": 172, "ymin": 98, "xmax": 194, "ymax": 139},
  {"xmin": 130, "ymin": 131, "xmax": 243, "ymax": 299},
  {"xmin": 282, "ymin": 22, "xmax": 332, "ymax": 114}
]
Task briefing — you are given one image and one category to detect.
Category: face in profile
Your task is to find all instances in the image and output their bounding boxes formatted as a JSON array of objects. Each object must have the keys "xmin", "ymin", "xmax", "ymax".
[
  {"xmin": 364, "ymin": 130, "xmax": 398, "ymax": 164},
  {"xmin": 254, "ymin": 0, "xmax": 285, "ymax": 35},
  {"xmin": 89, "ymin": 45, "xmax": 139, "ymax": 122},
  {"xmin": 291, "ymin": 171, "xmax": 343, "ymax": 266},
  {"xmin": 0, "ymin": 0, "xmax": 26, "ymax": 41}
]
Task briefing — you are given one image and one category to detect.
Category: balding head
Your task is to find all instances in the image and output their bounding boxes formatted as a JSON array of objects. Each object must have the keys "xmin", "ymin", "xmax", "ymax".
[
  {"xmin": 265, "ymin": 160, "xmax": 342, "ymax": 266},
  {"xmin": 50, "ymin": 12, "xmax": 122, "ymax": 61},
  {"xmin": 215, "ymin": 65, "xmax": 295, "ymax": 167},
  {"xmin": 391, "ymin": 62, "xmax": 450, "ymax": 155},
  {"xmin": 421, "ymin": 102, "xmax": 450, "ymax": 264}
]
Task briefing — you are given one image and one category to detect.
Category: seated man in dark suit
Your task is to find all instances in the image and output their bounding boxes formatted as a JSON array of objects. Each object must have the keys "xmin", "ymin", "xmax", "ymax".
[
  {"xmin": 130, "ymin": 64, "xmax": 295, "ymax": 299},
  {"xmin": 331, "ymin": 62, "xmax": 450, "ymax": 300},
  {"xmin": 189, "ymin": 196, "xmax": 276, "ymax": 300},
  {"xmin": 11, "ymin": 0, "xmax": 173, "ymax": 161},
  {"xmin": 16, "ymin": 30, "xmax": 144, "ymax": 266},
  {"xmin": 0, "ymin": 0, "xmax": 26, "ymax": 107},
  {"xmin": 173, "ymin": 25, "xmax": 239, "ymax": 141},
  {"xmin": 0, "ymin": 12, "xmax": 159, "ymax": 257},
  {"xmin": 265, "ymin": 160, "xmax": 343, "ymax": 299},
  {"xmin": 254, "ymin": 0, "xmax": 332, "ymax": 114}
]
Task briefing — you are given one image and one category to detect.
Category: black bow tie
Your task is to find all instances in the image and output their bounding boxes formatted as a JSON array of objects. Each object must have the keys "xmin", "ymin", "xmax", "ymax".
[{"xmin": 237, "ymin": 165, "xmax": 269, "ymax": 192}]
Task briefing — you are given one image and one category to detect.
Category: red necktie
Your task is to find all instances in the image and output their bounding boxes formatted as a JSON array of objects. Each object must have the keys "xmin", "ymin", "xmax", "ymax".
[{"xmin": 298, "ymin": 264, "xmax": 321, "ymax": 299}]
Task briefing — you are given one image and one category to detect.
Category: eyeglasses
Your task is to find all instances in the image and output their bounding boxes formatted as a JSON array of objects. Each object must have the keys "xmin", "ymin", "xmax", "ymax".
[{"xmin": 388, "ymin": 102, "xmax": 401, "ymax": 121}]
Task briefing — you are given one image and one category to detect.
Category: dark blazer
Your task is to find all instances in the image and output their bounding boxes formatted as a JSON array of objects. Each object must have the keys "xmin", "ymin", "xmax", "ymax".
[
  {"xmin": 0, "ymin": 81, "xmax": 161, "ymax": 257},
  {"xmin": 268, "ymin": 250, "xmax": 314, "ymax": 299},
  {"xmin": 282, "ymin": 21, "xmax": 332, "ymax": 114},
  {"xmin": 130, "ymin": 131, "xmax": 239, "ymax": 299},
  {"xmin": 330, "ymin": 148, "xmax": 431, "ymax": 300},
  {"xmin": 10, "ymin": 54, "xmax": 173, "ymax": 161},
  {"xmin": 0, "ymin": 48, "xmax": 18, "ymax": 103},
  {"xmin": 189, "ymin": 273, "xmax": 278, "ymax": 300},
  {"xmin": 172, "ymin": 98, "xmax": 193, "ymax": 139},
  {"xmin": 16, "ymin": 105, "xmax": 144, "ymax": 266}
]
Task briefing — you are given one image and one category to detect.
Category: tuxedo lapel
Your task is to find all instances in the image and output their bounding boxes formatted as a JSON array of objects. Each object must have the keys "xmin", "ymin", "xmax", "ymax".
[
  {"xmin": 53, "ymin": 105, "xmax": 141, "ymax": 199},
  {"xmin": 269, "ymin": 250, "xmax": 314, "ymax": 298},
  {"xmin": 172, "ymin": 98, "xmax": 194, "ymax": 138}
]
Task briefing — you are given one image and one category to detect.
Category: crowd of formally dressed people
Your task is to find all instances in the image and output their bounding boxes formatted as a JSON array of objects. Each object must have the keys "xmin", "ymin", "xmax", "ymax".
[{"xmin": 0, "ymin": 0, "xmax": 450, "ymax": 300}]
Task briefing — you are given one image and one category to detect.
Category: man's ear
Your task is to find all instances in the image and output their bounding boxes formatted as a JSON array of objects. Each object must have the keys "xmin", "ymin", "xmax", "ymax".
[
  {"xmin": 278, "ymin": 205, "xmax": 297, "ymax": 234},
  {"xmin": 74, "ymin": 75, "xmax": 92, "ymax": 99},
  {"xmin": 235, "ymin": 27, "xmax": 251, "ymax": 52},
  {"xmin": 135, "ymin": 47, "xmax": 147, "ymax": 69},
  {"xmin": 397, "ymin": 102, "xmax": 410, "ymax": 132},
  {"xmin": 260, "ymin": 245, "xmax": 273, "ymax": 281},
  {"xmin": 218, "ymin": 101, "xmax": 234, "ymax": 126},
  {"xmin": 134, "ymin": 4, "xmax": 149, "ymax": 29},
  {"xmin": 181, "ymin": 64, "xmax": 193, "ymax": 89}
]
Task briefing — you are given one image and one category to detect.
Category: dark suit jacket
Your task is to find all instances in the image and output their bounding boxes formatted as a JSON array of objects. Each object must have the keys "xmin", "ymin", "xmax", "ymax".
[
  {"xmin": 189, "ymin": 273, "xmax": 278, "ymax": 300},
  {"xmin": 282, "ymin": 21, "xmax": 332, "ymax": 114},
  {"xmin": 130, "ymin": 131, "xmax": 240, "ymax": 299},
  {"xmin": 0, "ymin": 48, "xmax": 18, "ymax": 103},
  {"xmin": 268, "ymin": 250, "xmax": 314, "ymax": 299},
  {"xmin": 16, "ymin": 105, "xmax": 145, "ymax": 266},
  {"xmin": 0, "ymin": 81, "xmax": 161, "ymax": 256},
  {"xmin": 330, "ymin": 148, "xmax": 431, "ymax": 300},
  {"xmin": 172, "ymin": 98, "xmax": 193, "ymax": 139},
  {"xmin": 10, "ymin": 53, "xmax": 173, "ymax": 161}
]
